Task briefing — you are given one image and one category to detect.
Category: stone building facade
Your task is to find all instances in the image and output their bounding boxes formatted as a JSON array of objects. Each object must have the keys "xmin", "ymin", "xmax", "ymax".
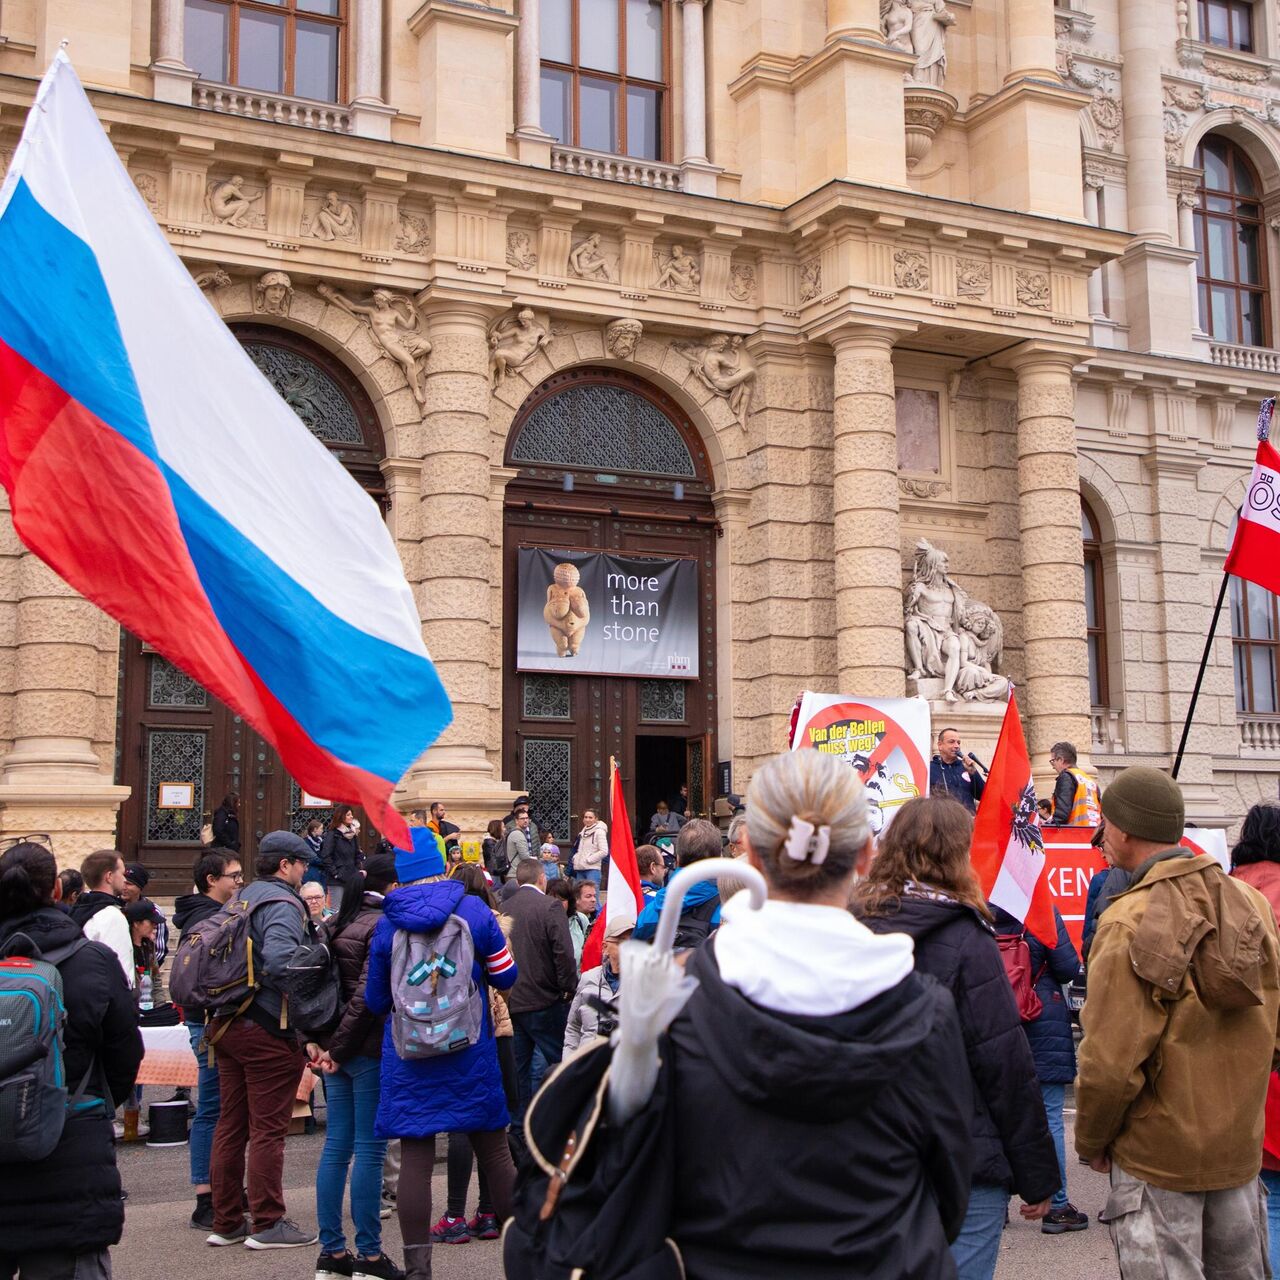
[{"xmin": 0, "ymin": 0, "xmax": 1276, "ymax": 878}]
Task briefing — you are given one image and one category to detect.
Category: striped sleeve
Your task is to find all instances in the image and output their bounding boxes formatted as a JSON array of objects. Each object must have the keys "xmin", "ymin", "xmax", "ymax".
[{"xmin": 485, "ymin": 944, "xmax": 516, "ymax": 978}]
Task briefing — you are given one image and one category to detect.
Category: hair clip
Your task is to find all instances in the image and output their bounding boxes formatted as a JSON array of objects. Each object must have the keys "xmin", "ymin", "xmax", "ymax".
[{"xmin": 784, "ymin": 816, "xmax": 831, "ymax": 866}]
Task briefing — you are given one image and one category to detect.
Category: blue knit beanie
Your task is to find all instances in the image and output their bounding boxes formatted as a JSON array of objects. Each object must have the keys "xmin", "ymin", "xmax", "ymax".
[{"xmin": 395, "ymin": 826, "xmax": 446, "ymax": 883}]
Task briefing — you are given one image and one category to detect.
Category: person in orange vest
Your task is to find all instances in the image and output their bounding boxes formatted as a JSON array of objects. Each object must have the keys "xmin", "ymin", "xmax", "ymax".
[{"xmin": 1047, "ymin": 742, "xmax": 1102, "ymax": 826}]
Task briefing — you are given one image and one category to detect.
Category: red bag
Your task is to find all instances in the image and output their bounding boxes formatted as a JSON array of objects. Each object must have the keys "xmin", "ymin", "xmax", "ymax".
[{"xmin": 997, "ymin": 932, "xmax": 1043, "ymax": 1022}]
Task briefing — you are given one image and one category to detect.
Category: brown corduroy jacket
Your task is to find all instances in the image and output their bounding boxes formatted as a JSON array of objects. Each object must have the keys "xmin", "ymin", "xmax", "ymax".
[{"xmin": 1076, "ymin": 851, "xmax": 1280, "ymax": 1191}]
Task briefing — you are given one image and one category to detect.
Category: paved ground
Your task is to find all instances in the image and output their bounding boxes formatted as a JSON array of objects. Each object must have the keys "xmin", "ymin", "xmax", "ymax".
[{"xmin": 114, "ymin": 1096, "xmax": 1118, "ymax": 1278}]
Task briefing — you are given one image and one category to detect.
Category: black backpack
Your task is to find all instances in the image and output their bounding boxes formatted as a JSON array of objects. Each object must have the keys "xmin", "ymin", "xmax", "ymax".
[
  {"xmin": 503, "ymin": 1037, "xmax": 684, "ymax": 1280},
  {"xmin": 671, "ymin": 896, "xmax": 720, "ymax": 951},
  {"xmin": 283, "ymin": 920, "xmax": 341, "ymax": 1038}
]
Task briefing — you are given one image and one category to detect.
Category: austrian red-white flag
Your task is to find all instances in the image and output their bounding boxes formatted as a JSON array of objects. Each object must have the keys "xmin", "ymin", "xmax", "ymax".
[
  {"xmin": 579, "ymin": 758, "xmax": 643, "ymax": 973},
  {"xmin": 1225, "ymin": 398, "xmax": 1280, "ymax": 596},
  {"xmin": 970, "ymin": 693, "xmax": 1057, "ymax": 945}
]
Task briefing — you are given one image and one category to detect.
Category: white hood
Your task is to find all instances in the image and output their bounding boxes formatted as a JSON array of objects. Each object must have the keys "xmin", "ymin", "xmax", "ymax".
[{"xmin": 714, "ymin": 894, "xmax": 915, "ymax": 1017}]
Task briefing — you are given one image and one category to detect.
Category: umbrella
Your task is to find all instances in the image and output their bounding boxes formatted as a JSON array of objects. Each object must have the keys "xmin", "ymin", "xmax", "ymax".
[{"xmin": 607, "ymin": 857, "xmax": 767, "ymax": 1126}]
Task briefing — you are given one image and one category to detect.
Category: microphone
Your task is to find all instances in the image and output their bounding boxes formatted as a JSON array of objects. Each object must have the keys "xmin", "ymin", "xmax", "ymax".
[{"xmin": 964, "ymin": 752, "xmax": 988, "ymax": 775}]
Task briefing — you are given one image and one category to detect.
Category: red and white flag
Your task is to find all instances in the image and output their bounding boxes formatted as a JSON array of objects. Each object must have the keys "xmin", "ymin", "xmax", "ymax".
[
  {"xmin": 1225, "ymin": 398, "xmax": 1280, "ymax": 596},
  {"xmin": 580, "ymin": 758, "xmax": 643, "ymax": 973},
  {"xmin": 970, "ymin": 693, "xmax": 1057, "ymax": 945}
]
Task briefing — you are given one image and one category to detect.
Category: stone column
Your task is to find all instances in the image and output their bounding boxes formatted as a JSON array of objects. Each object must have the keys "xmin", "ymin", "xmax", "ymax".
[
  {"xmin": 826, "ymin": 0, "xmax": 882, "ymax": 41},
  {"xmin": 1083, "ymin": 177, "xmax": 1105, "ymax": 319},
  {"xmin": 350, "ymin": 0, "xmax": 395, "ymax": 140},
  {"xmin": 1003, "ymin": 0, "xmax": 1059, "ymax": 84},
  {"xmin": 828, "ymin": 324, "xmax": 908, "ymax": 696},
  {"xmin": 515, "ymin": 0, "xmax": 553, "ymax": 164},
  {"xmin": 402, "ymin": 302, "xmax": 517, "ymax": 824},
  {"xmin": 1003, "ymin": 346, "xmax": 1091, "ymax": 765},
  {"xmin": 151, "ymin": 0, "xmax": 197, "ymax": 105},
  {"xmin": 1118, "ymin": 0, "xmax": 1170, "ymax": 241},
  {"xmin": 679, "ymin": 0, "xmax": 719, "ymax": 195},
  {"xmin": 0, "ymin": 554, "xmax": 129, "ymax": 864}
]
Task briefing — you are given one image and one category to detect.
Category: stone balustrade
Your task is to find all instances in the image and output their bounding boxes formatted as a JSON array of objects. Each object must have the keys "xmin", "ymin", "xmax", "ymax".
[
  {"xmin": 550, "ymin": 146, "xmax": 683, "ymax": 191},
  {"xmin": 1209, "ymin": 342, "xmax": 1280, "ymax": 375},
  {"xmin": 1239, "ymin": 715, "xmax": 1280, "ymax": 755},
  {"xmin": 194, "ymin": 83, "xmax": 353, "ymax": 134}
]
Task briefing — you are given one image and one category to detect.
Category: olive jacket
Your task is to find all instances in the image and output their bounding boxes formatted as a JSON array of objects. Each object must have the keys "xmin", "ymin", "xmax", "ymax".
[{"xmin": 1075, "ymin": 850, "xmax": 1280, "ymax": 1192}]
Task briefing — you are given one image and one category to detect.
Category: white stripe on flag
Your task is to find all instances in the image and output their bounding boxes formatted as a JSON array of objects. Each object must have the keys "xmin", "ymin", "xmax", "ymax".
[{"xmin": 990, "ymin": 831, "xmax": 1046, "ymax": 925}]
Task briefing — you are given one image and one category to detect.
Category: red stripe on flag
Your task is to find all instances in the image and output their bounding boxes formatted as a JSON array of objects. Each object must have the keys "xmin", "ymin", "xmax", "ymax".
[
  {"xmin": 581, "ymin": 761, "xmax": 643, "ymax": 972},
  {"xmin": 1225, "ymin": 438, "xmax": 1280, "ymax": 598}
]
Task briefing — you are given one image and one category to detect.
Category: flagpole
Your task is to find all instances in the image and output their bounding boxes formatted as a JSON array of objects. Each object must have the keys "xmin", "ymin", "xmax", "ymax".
[{"xmin": 1171, "ymin": 567, "xmax": 1230, "ymax": 781}]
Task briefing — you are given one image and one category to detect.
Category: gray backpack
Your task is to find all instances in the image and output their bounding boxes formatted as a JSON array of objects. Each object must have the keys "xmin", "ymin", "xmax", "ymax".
[
  {"xmin": 0, "ymin": 934, "xmax": 95, "ymax": 1162},
  {"xmin": 390, "ymin": 915, "xmax": 485, "ymax": 1059}
]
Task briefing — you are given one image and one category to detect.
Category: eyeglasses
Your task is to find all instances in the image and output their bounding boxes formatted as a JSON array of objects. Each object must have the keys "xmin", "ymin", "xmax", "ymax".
[
  {"xmin": 219, "ymin": 871, "xmax": 244, "ymax": 883},
  {"xmin": 0, "ymin": 833, "xmax": 52, "ymax": 851}
]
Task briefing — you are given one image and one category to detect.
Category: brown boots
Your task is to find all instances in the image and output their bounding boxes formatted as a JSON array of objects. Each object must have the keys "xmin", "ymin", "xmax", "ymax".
[{"xmin": 403, "ymin": 1244, "xmax": 432, "ymax": 1280}]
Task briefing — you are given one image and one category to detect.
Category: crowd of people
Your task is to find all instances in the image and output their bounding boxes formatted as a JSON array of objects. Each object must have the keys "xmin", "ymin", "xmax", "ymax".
[{"xmin": 2, "ymin": 740, "xmax": 1279, "ymax": 1279}]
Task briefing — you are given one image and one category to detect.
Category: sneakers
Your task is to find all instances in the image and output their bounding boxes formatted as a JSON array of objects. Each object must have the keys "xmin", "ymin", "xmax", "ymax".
[
  {"xmin": 315, "ymin": 1254, "xmax": 354, "ymax": 1278},
  {"xmin": 206, "ymin": 1220, "xmax": 251, "ymax": 1247},
  {"xmin": 429, "ymin": 1214, "xmax": 471, "ymax": 1244},
  {"xmin": 190, "ymin": 1193, "xmax": 215, "ymax": 1231},
  {"xmin": 245, "ymin": 1218, "xmax": 320, "ymax": 1250},
  {"xmin": 379, "ymin": 1193, "xmax": 395, "ymax": 1221},
  {"xmin": 1042, "ymin": 1202, "xmax": 1090, "ymax": 1234},
  {"xmin": 467, "ymin": 1211, "xmax": 500, "ymax": 1241},
  {"xmin": 352, "ymin": 1255, "xmax": 406, "ymax": 1280}
]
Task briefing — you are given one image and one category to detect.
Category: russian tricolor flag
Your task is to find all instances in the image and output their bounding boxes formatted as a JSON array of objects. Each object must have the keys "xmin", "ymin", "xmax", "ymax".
[{"xmin": 0, "ymin": 53, "xmax": 450, "ymax": 847}]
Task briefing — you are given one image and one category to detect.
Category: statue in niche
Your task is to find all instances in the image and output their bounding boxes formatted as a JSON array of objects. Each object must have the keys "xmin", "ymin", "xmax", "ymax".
[
  {"xmin": 569, "ymin": 233, "xmax": 619, "ymax": 282},
  {"xmin": 880, "ymin": 0, "xmax": 914, "ymax": 52},
  {"xmin": 253, "ymin": 270, "xmax": 293, "ymax": 316},
  {"xmin": 653, "ymin": 244, "xmax": 701, "ymax": 294},
  {"xmin": 207, "ymin": 175, "xmax": 263, "ymax": 228},
  {"xmin": 311, "ymin": 190, "xmax": 360, "ymax": 242},
  {"xmin": 317, "ymin": 284, "xmax": 431, "ymax": 407},
  {"xmin": 907, "ymin": 0, "xmax": 955, "ymax": 87},
  {"xmin": 904, "ymin": 539, "xmax": 1007, "ymax": 703},
  {"xmin": 488, "ymin": 307, "xmax": 551, "ymax": 388},
  {"xmin": 604, "ymin": 318, "xmax": 643, "ymax": 360},
  {"xmin": 673, "ymin": 334, "xmax": 756, "ymax": 427}
]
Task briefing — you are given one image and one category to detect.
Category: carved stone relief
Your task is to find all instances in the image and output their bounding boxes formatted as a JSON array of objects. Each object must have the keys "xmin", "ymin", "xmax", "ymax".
[
  {"xmin": 956, "ymin": 258, "xmax": 989, "ymax": 299},
  {"xmin": 318, "ymin": 283, "xmax": 431, "ymax": 407},
  {"xmin": 1016, "ymin": 270, "xmax": 1050, "ymax": 310},
  {"xmin": 894, "ymin": 249, "xmax": 930, "ymax": 291},
  {"xmin": 652, "ymin": 244, "xmax": 701, "ymax": 294},
  {"xmin": 488, "ymin": 307, "xmax": 551, "ymax": 387},
  {"xmin": 396, "ymin": 212, "xmax": 430, "ymax": 256},
  {"xmin": 1203, "ymin": 54, "xmax": 1270, "ymax": 83},
  {"xmin": 133, "ymin": 173, "xmax": 161, "ymax": 215},
  {"xmin": 304, "ymin": 191, "xmax": 360, "ymax": 243},
  {"xmin": 728, "ymin": 262, "xmax": 758, "ymax": 303},
  {"xmin": 904, "ymin": 539, "xmax": 1009, "ymax": 703},
  {"xmin": 569, "ymin": 233, "xmax": 619, "ymax": 282},
  {"xmin": 672, "ymin": 334, "xmax": 756, "ymax": 427},
  {"xmin": 882, "ymin": 0, "xmax": 956, "ymax": 88},
  {"xmin": 604, "ymin": 318, "xmax": 643, "ymax": 360},
  {"xmin": 253, "ymin": 270, "xmax": 293, "ymax": 316},
  {"xmin": 899, "ymin": 477, "xmax": 949, "ymax": 499},
  {"xmin": 799, "ymin": 258, "xmax": 822, "ymax": 302},
  {"xmin": 1088, "ymin": 93, "xmax": 1123, "ymax": 152},
  {"xmin": 506, "ymin": 230, "xmax": 537, "ymax": 270},
  {"xmin": 206, "ymin": 175, "xmax": 265, "ymax": 229},
  {"xmin": 192, "ymin": 266, "xmax": 232, "ymax": 292}
]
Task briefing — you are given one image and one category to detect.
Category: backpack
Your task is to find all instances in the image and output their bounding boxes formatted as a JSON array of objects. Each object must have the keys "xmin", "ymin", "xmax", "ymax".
[
  {"xmin": 997, "ymin": 931, "xmax": 1044, "ymax": 1022},
  {"xmin": 0, "ymin": 933, "xmax": 95, "ymax": 1163},
  {"xmin": 169, "ymin": 894, "xmax": 305, "ymax": 1042},
  {"xmin": 283, "ymin": 922, "xmax": 342, "ymax": 1038},
  {"xmin": 672, "ymin": 897, "xmax": 720, "ymax": 952},
  {"xmin": 504, "ymin": 1037, "xmax": 684, "ymax": 1280},
  {"xmin": 389, "ymin": 915, "xmax": 485, "ymax": 1059}
]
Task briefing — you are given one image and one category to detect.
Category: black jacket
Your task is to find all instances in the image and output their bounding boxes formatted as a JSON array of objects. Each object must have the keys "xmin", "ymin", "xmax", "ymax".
[
  {"xmin": 173, "ymin": 892, "xmax": 223, "ymax": 1024},
  {"xmin": 501, "ymin": 885, "xmax": 578, "ymax": 1014},
  {"xmin": 212, "ymin": 803, "xmax": 241, "ymax": 852},
  {"xmin": 929, "ymin": 756, "xmax": 985, "ymax": 814},
  {"xmin": 0, "ymin": 908, "xmax": 143, "ymax": 1255},
  {"xmin": 667, "ymin": 942, "xmax": 973, "ymax": 1279},
  {"xmin": 1050, "ymin": 770, "xmax": 1076, "ymax": 826},
  {"xmin": 857, "ymin": 895, "xmax": 1060, "ymax": 1201},
  {"xmin": 321, "ymin": 829, "xmax": 361, "ymax": 885},
  {"xmin": 991, "ymin": 906, "xmax": 1080, "ymax": 1085},
  {"xmin": 322, "ymin": 893, "xmax": 386, "ymax": 1064}
]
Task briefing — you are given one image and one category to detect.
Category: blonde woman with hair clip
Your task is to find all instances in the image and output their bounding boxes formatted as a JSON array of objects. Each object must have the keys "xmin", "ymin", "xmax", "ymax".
[{"xmin": 662, "ymin": 749, "xmax": 975, "ymax": 1279}]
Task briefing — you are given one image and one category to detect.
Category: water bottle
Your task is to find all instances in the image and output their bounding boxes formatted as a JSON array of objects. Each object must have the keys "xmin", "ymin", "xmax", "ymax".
[{"xmin": 139, "ymin": 971, "xmax": 153, "ymax": 1012}]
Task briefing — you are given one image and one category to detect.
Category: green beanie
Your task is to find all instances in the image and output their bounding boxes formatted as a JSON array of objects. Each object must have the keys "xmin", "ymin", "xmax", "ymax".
[{"xmin": 1099, "ymin": 765, "xmax": 1185, "ymax": 846}]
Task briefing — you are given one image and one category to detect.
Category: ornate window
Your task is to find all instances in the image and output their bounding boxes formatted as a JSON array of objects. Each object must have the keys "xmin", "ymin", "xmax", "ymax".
[
  {"xmin": 149, "ymin": 656, "xmax": 208, "ymax": 709},
  {"xmin": 523, "ymin": 739, "xmax": 572, "ymax": 841},
  {"xmin": 1082, "ymin": 498, "xmax": 1109, "ymax": 707},
  {"xmin": 185, "ymin": 0, "xmax": 346, "ymax": 102},
  {"xmin": 1198, "ymin": 0, "xmax": 1254, "ymax": 50},
  {"xmin": 1194, "ymin": 136, "xmax": 1268, "ymax": 347},
  {"xmin": 1231, "ymin": 573, "xmax": 1280, "ymax": 714},
  {"xmin": 540, "ymin": 0, "xmax": 669, "ymax": 160},
  {"xmin": 510, "ymin": 380, "xmax": 696, "ymax": 477},
  {"xmin": 639, "ymin": 679, "xmax": 686, "ymax": 722},
  {"xmin": 145, "ymin": 729, "xmax": 207, "ymax": 842},
  {"xmin": 523, "ymin": 676, "xmax": 572, "ymax": 720}
]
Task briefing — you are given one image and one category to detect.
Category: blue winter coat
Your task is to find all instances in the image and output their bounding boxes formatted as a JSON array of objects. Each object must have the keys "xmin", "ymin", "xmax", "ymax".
[
  {"xmin": 632, "ymin": 875, "xmax": 721, "ymax": 942},
  {"xmin": 991, "ymin": 906, "xmax": 1080, "ymax": 1085},
  {"xmin": 364, "ymin": 880, "xmax": 517, "ymax": 1139}
]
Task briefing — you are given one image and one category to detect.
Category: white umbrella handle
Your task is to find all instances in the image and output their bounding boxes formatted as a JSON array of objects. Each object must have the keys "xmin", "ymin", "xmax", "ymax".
[{"xmin": 651, "ymin": 857, "xmax": 767, "ymax": 953}]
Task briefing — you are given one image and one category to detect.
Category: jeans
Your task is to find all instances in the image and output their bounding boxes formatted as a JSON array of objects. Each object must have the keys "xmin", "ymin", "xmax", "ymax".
[
  {"xmin": 575, "ymin": 868, "xmax": 601, "ymax": 889},
  {"xmin": 188, "ymin": 1020, "xmax": 220, "ymax": 1187},
  {"xmin": 1259, "ymin": 1170, "xmax": 1280, "ymax": 1276},
  {"xmin": 512, "ymin": 1003, "xmax": 570, "ymax": 1120},
  {"xmin": 328, "ymin": 885, "xmax": 344, "ymax": 912},
  {"xmin": 209, "ymin": 1018, "xmax": 306, "ymax": 1234},
  {"xmin": 1040, "ymin": 1082, "xmax": 1069, "ymax": 1210},
  {"xmin": 0, "ymin": 1250, "xmax": 111, "ymax": 1279},
  {"xmin": 316, "ymin": 1055, "xmax": 386, "ymax": 1259},
  {"xmin": 950, "ymin": 1182, "xmax": 1009, "ymax": 1280}
]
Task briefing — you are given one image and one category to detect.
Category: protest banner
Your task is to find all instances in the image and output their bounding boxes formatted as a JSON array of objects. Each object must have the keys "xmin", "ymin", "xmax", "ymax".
[{"xmin": 789, "ymin": 691, "xmax": 931, "ymax": 835}]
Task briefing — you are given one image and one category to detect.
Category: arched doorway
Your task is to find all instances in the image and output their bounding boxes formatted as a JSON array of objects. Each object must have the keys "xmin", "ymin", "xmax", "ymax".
[
  {"xmin": 502, "ymin": 367, "xmax": 718, "ymax": 844},
  {"xmin": 115, "ymin": 326, "xmax": 388, "ymax": 891}
]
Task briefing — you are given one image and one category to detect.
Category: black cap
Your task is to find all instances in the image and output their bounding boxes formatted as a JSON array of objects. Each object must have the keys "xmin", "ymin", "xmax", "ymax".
[
  {"xmin": 123, "ymin": 862, "xmax": 151, "ymax": 889},
  {"xmin": 123, "ymin": 898, "xmax": 163, "ymax": 926},
  {"xmin": 259, "ymin": 830, "xmax": 310, "ymax": 861}
]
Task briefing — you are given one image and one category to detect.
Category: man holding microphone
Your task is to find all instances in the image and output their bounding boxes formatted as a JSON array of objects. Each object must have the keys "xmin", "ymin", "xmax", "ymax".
[{"xmin": 929, "ymin": 726, "xmax": 986, "ymax": 814}]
